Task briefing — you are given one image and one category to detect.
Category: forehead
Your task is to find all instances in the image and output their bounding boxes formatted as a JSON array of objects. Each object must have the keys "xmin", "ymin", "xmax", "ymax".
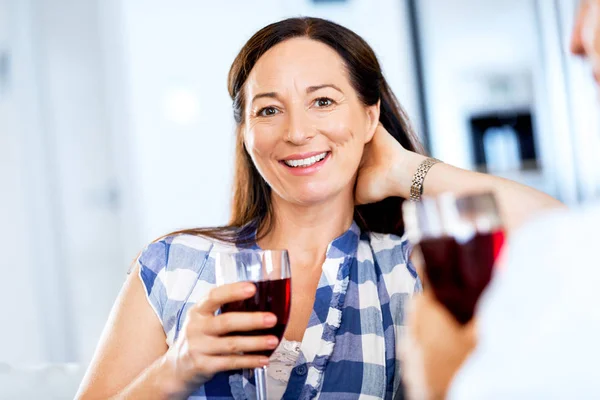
[{"xmin": 245, "ymin": 37, "xmax": 349, "ymax": 96}]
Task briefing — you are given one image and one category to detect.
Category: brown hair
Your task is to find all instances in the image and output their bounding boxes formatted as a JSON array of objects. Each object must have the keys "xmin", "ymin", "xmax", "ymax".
[{"xmin": 174, "ymin": 17, "xmax": 424, "ymax": 244}]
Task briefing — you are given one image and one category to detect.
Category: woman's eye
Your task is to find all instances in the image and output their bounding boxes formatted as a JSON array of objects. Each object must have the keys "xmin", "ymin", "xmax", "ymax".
[
  {"xmin": 314, "ymin": 98, "xmax": 334, "ymax": 108},
  {"xmin": 258, "ymin": 107, "xmax": 279, "ymax": 117}
]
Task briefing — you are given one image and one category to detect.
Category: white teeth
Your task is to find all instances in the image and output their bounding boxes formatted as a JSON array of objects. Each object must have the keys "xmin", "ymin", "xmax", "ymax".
[{"xmin": 284, "ymin": 152, "xmax": 327, "ymax": 168}]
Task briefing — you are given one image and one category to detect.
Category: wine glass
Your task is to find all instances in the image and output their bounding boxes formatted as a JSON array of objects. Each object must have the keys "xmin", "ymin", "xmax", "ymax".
[
  {"xmin": 215, "ymin": 249, "xmax": 292, "ymax": 400},
  {"xmin": 402, "ymin": 192, "xmax": 505, "ymax": 324}
]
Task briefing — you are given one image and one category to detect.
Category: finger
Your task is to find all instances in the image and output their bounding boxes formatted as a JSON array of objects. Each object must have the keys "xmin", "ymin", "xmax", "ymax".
[
  {"xmin": 206, "ymin": 312, "xmax": 277, "ymax": 336},
  {"xmin": 194, "ymin": 282, "xmax": 256, "ymax": 315},
  {"xmin": 209, "ymin": 354, "xmax": 270, "ymax": 372},
  {"xmin": 204, "ymin": 335, "xmax": 279, "ymax": 355}
]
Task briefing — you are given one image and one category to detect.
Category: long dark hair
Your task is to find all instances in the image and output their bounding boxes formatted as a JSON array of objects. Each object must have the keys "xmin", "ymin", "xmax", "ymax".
[{"xmin": 173, "ymin": 17, "xmax": 424, "ymax": 243}]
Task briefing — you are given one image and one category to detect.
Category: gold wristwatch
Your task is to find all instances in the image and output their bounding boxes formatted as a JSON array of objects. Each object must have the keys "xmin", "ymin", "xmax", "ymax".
[{"xmin": 409, "ymin": 157, "xmax": 441, "ymax": 201}]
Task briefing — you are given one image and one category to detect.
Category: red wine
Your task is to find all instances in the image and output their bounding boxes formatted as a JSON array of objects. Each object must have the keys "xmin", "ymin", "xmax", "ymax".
[
  {"xmin": 220, "ymin": 278, "xmax": 291, "ymax": 357},
  {"xmin": 419, "ymin": 230, "xmax": 505, "ymax": 324}
]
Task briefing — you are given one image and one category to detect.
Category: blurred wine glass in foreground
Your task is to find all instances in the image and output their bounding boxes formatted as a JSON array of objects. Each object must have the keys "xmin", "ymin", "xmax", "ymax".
[{"xmin": 403, "ymin": 192, "xmax": 505, "ymax": 324}]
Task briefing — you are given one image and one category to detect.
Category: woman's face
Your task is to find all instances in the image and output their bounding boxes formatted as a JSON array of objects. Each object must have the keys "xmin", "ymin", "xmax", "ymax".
[{"xmin": 242, "ymin": 38, "xmax": 379, "ymax": 206}]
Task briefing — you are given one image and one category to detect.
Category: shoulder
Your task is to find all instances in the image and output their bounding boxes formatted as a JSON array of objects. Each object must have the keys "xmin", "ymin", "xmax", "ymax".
[
  {"xmin": 137, "ymin": 233, "xmax": 216, "ymax": 286},
  {"xmin": 506, "ymin": 202, "xmax": 600, "ymax": 271},
  {"xmin": 514, "ymin": 202, "xmax": 600, "ymax": 238},
  {"xmin": 496, "ymin": 202, "xmax": 600, "ymax": 300},
  {"xmin": 136, "ymin": 233, "xmax": 224, "ymax": 313}
]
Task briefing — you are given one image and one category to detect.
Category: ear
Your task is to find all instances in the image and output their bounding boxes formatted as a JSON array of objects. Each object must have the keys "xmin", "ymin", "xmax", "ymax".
[{"xmin": 364, "ymin": 100, "xmax": 381, "ymax": 143}]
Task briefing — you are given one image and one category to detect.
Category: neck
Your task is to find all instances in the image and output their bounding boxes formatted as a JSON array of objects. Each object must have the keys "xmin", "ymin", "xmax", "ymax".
[{"xmin": 259, "ymin": 190, "xmax": 355, "ymax": 264}]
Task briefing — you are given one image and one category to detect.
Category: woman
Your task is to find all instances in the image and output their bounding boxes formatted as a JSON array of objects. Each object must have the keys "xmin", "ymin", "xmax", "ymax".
[{"xmin": 77, "ymin": 17, "xmax": 560, "ymax": 400}]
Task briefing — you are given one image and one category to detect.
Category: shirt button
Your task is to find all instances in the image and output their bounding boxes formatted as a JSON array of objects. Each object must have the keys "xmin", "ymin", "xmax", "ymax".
[{"xmin": 295, "ymin": 365, "xmax": 307, "ymax": 376}]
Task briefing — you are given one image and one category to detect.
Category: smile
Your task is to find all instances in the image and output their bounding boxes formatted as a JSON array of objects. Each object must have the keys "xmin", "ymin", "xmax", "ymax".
[{"xmin": 282, "ymin": 152, "xmax": 328, "ymax": 168}]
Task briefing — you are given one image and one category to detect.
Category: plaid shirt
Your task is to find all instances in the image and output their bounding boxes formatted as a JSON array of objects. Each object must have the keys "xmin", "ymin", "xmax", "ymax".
[{"xmin": 138, "ymin": 221, "xmax": 420, "ymax": 399}]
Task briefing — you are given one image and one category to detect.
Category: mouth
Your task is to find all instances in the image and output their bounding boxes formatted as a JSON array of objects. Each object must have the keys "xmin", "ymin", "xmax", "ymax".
[
  {"xmin": 281, "ymin": 151, "xmax": 329, "ymax": 168},
  {"xmin": 279, "ymin": 151, "xmax": 331, "ymax": 175}
]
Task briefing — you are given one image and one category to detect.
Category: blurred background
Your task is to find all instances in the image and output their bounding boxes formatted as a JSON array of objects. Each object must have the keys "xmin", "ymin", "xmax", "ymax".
[{"xmin": 0, "ymin": 0, "xmax": 597, "ymax": 397}]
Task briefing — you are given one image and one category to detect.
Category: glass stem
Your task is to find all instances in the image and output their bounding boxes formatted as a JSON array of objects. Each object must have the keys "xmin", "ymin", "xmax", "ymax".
[{"xmin": 254, "ymin": 365, "xmax": 267, "ymax": 399}]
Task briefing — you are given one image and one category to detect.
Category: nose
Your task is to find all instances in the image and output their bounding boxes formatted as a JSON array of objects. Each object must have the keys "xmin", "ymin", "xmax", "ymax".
[
  {"xmin": 570, "ymin": 1, "xmax": 590, "ymax": 57},
  {"xmin": 284, "ymin": 109, "xmax": 316, "ymax": 145}
]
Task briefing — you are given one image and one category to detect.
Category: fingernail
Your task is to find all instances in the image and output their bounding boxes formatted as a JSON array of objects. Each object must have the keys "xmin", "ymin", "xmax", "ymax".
[
  {"xmin": 267, "ymin": 337, "xmax": 278, "ymax": 347},
  {"xmin": 264, "ymin": 314, "xmax": 277, "ymax": 325},
  {"xmin": 244, "ymin": 284, "xmax": 255, "ymax": 294},
  {"xmin": 260, "ymin": 358, "xmax": 270, "ymax": 366}
]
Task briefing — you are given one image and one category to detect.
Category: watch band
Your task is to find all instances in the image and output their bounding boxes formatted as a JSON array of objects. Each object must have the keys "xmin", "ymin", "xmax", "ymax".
[{"xmin": 410, "ymin": 157, "xmax": 441, "ymax": 201}]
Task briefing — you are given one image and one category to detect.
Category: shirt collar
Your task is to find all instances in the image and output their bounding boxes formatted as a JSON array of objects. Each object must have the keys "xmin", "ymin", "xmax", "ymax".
[{"xmin": 241, "ymin": 219, "xmax": 361, "ymax": 258}]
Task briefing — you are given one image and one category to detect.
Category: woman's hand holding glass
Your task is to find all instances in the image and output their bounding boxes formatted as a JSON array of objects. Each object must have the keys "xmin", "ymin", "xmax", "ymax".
[{"xmin": 163, "ymin": 282, "xmax": 278, "ymax": 393}]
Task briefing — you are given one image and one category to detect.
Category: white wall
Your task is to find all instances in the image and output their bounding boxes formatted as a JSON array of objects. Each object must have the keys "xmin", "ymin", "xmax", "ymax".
[
  {"xmin": 1, "ymin": 0, "xmax": 126, "ymax": 365},
  {"xmin": 0, "ymin": 0, "xmax": 46, "ymax": 364},
  {"xmin": 35, "ymin": 0, "xmax": 127, "ymax": 364},
  {"xmin": 115, "ymin": 0, "xmax": 421, "ymax": 247},
  {"xmin": 418, "ymin": 0, "xmax": 540, "ymax": 169}
]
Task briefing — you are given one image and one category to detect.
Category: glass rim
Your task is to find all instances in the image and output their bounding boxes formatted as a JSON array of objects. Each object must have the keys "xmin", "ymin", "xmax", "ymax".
[
  {"xmin": 402, "ymin": 191, "xmax": 503, "ymax": 242},
  {"xmin": 214, "ymin": 248, "xmax": 291, "ymax": 285}
]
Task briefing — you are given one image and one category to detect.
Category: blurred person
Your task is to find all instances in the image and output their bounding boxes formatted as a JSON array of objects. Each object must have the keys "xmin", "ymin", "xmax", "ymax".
[
  {"xmin": 76, "ymin": 17, "xmax": 559, "ymax": 399},
  {"xmin": 402, "ymin": 1, "xmax": 600, "ymax": 399}
]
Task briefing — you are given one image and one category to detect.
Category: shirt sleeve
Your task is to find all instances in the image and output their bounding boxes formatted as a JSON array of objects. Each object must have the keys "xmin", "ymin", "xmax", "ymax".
[{"xmin": 136, "ymin": 238, "xmax": 171, "ymax": 325}]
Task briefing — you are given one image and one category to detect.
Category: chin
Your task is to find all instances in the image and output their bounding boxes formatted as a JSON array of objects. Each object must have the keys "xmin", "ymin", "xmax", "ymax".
[{"xmin": 286, "ymin": 182, "xmax": 348, "ymax": 206}]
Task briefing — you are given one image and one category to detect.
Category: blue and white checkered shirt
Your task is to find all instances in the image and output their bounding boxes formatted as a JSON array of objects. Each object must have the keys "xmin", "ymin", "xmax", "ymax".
[{"xmin": 138, "ymin": 221, "xmax": 420, "ymax": 399}]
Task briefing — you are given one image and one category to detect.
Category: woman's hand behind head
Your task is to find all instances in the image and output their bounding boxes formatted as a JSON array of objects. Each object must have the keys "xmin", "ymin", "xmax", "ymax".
[{"xmin": 354, "ymin": 123, "xmax": 411, "ymax": 205}]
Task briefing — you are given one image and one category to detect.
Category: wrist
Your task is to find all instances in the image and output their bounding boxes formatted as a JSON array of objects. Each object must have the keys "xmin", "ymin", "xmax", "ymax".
[
  {"xmin": 390, "ymin": 150, "xmax": 428, "ymax": 199},
  {"xmin": 153, "ymin": 355, "xmax": 193, "ymax": 399}
]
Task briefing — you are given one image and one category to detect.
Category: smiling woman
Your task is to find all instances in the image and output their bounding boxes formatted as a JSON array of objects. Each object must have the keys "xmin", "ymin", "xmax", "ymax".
[
  {"xmin": 76, "ymin": 16, "xmax": 561, "ymax": 400},
  {"xmin": 215, "ymin": 18, "xmax": 425, "ymax": 244}
]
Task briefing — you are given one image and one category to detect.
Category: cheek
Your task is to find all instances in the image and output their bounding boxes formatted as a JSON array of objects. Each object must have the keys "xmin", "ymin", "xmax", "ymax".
[
  {"xmin": 243, "ymin": 126, "xmax": 285, "ymax": 185},
  {"xmin": 316, "ymin": 109, "xmax": 366, "ymax": 145},
  {"xmin": 245, "ymin": 126, "xmax": 276, "ymax": 160}
]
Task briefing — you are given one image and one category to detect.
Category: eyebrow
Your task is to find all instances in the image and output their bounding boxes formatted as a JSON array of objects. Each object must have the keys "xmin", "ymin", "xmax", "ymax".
[
  {"xmin": 307, "ymin": 84, "xmax": 343, "ymax": 94},
  {"xmin": 251, "ymin": 92, "xmax": 280, "ymax": 104},
  {"xmin": 251, "ymin": 84, "xmax": 344, "ymax": 105}
]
